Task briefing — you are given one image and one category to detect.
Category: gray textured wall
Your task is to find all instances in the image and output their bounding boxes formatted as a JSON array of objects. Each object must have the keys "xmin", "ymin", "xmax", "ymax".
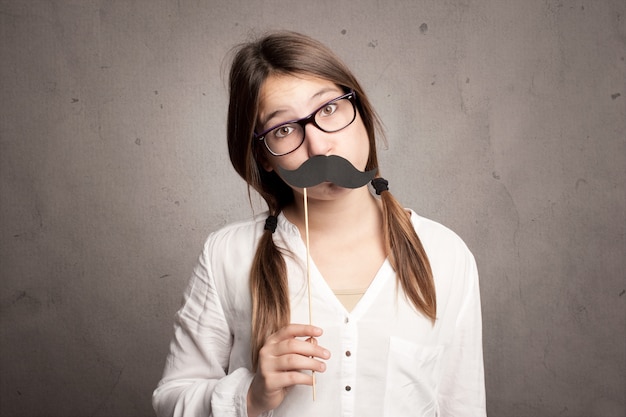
[{"xmin": 1, "ymin": 1, "xmax": 624, "ymax": 416}]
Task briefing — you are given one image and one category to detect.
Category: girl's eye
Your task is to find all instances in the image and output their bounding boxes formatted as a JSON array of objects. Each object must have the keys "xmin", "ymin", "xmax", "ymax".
[
  {"xmin": 319, "ymin": 103, "xmax": 338, "ymax": 117},
  {"xmin": 272, "ymin": 124, "xmax": 296, "ymax": 139}
]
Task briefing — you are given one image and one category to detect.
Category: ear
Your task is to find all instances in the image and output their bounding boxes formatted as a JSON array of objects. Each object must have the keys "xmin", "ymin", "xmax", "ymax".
[{"xmin": 257, "ymin": 152, "xmax": 274, "ymax": 172}]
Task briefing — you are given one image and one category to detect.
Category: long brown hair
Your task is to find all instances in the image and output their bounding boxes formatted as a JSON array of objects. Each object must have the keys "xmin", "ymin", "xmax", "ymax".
[{"xmin": 226, "ymin": 31, "xmax": 435, "ymax": 368}]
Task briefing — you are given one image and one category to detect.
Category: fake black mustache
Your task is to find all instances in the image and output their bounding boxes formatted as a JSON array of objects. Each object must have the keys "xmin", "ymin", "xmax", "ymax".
[{"xmin": 277, "ymin": 155, "xmax": 378, "ymax": 189}]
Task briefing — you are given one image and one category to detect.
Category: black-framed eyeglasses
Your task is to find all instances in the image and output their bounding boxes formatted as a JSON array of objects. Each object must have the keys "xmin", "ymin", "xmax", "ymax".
[{"xmin": 254, "ymin": 91, "xmax": 357, "ymax": 156}]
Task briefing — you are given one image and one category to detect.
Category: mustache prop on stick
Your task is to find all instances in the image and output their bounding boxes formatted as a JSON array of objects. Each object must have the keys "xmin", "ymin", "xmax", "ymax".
[
  {"xmin": 277, "ymin": 155, "xmax": 379, "ymax": 401},
  {"xmin": 277, "ymin": 155, "xmax": 378, "ymax": 189}
]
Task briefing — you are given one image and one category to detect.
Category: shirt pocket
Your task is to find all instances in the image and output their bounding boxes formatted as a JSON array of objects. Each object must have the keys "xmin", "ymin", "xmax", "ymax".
[{"xmin": 383, "ymin": 337, "xmax": 445, "ymax": 417}]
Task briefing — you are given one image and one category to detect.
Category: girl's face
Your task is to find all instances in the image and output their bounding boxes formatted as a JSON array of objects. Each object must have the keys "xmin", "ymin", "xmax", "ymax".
[{"xmin": 257, "ymin": 74, "xmax": 370, "ymax": 199}]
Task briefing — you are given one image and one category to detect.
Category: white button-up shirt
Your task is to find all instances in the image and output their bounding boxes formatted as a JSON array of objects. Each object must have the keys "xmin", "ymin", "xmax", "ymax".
[{"xmin": 153, "ymin": 210, "xmax": 486, "ymax": 417}]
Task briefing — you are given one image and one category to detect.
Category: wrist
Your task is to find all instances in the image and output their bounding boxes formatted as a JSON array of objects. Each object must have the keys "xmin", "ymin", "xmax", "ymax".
[{"xmin": 246, "ymin": 386, "xmax": 264, "ymax": 417}]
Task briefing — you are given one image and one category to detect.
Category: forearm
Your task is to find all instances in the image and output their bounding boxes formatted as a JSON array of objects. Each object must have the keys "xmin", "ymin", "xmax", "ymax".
[{"xmin": 154, "ymin": 368, "xmax": 257, "ymax": 417}]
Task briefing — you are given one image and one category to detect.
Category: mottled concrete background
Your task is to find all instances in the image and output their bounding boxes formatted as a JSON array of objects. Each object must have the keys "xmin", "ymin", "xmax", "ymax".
[{"xmin": 1, "ymin": 1, "xmax": 624, "ymax": 416}]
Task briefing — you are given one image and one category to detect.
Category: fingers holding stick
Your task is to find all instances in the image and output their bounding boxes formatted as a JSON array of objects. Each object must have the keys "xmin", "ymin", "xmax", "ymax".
[{"xmin": 248, "ymin": 325, "xmax": 328, "ymax": 416}]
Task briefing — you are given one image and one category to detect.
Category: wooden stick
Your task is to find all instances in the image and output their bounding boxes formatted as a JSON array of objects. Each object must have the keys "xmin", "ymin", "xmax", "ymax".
[{"xmin": 303, "ymin": 187, "xmax": 316, "ymax": 401}]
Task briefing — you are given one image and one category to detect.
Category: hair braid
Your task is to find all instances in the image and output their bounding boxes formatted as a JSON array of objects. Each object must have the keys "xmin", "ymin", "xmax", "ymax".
[
  {"xmin": 379, "ymin": 188, "xmax": 436, "ymax": 321},
  {"xmin": 250, "ymin": 217, "xmax": 290, "ymax": 368}
]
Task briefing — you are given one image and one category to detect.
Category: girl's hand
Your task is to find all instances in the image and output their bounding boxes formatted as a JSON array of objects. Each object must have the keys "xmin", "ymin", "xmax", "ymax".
[{"xmin": 247, "ymin": 324, "xmax": 330, "ymax": 417}]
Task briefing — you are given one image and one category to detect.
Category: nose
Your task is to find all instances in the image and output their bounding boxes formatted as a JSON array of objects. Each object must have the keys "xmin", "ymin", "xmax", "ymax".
[{"xmin": 303, "ymin": 123, "xmax": 332, "ymax": 156}]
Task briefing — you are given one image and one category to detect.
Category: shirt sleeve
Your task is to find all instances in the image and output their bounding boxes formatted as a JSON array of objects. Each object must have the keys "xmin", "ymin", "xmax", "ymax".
[
  {"xmin": 152, "ymin": 238, "xmax": 256, "ymax": 417},
  {"xmin": 437, "ymin": 248, "xmax": 487, "ymax": 417}
]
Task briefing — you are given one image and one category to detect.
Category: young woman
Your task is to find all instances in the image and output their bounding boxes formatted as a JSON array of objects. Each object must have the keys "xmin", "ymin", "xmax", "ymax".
[{"xmin": 153, "ymin": 31, "xmax": 486, "ymax": 417}]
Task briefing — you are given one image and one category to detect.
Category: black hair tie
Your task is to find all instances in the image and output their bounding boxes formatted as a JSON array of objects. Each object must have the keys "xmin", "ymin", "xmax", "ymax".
[
  {"xmin": 264, "ymin": 215, "xmax": 278, "ymax": 233},
  {"xmin": 371, "ymin": 177, "xmax": 389, "ymax": 195}
]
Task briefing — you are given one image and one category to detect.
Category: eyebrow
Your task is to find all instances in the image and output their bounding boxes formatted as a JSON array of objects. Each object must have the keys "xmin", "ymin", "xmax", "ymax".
[{"xmin": 259, "ymin": 87, "xmax": 341, "ymax": 129}]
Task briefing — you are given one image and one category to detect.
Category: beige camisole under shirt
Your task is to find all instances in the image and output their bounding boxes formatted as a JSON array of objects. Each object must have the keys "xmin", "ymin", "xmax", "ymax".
[{"xmin": 333, "ymin": 287, "xmax": 368, "ymax": 312}]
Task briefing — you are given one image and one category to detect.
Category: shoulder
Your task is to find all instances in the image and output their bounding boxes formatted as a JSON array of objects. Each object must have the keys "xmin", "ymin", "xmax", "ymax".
[
  {"xmin": 409, "ymin": 209, "xmax": 473, "ymax": 258},
  {"xmin": 202, "ymin": 212, "xmax": 268, "ymax": 255},
  {"xmin": 192, "ymin": 213, "xmax": 269, "ymax": 296},
  {"xmin": 195, "ymin": 212, "xmax": 269, "ymax": 281},
  {"xmin": 408, "ymin": 209, "xmax": 478, "ymax": 287}
]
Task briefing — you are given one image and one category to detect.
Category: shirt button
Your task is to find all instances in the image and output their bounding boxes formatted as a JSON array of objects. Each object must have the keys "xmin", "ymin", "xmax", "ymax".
[
  {"xmin": 345, "ymin": 351, "xmax": 351, "ymax": 357},
  {"xmin": 345, "ymin": 385, "xmax": 352, "ymax": 391},
  {"xmin": 344, "ymin": 317, "xmax": 349, "ymax": 324}
]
